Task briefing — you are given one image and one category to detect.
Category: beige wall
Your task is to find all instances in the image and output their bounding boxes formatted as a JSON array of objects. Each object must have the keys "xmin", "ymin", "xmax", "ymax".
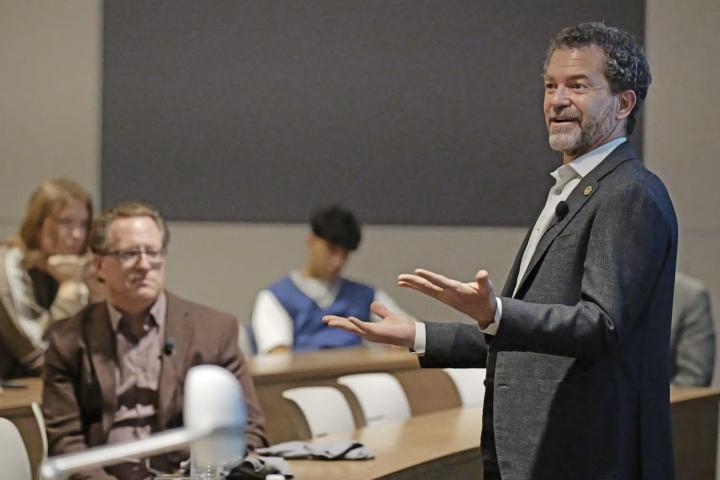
[
  {"xmin": 1, "ymin": 1, "xmax": 719, "ymax": 330},
  {"xmin": 165, "ymin": 222, "xmax": 522, "ymax": 324},
  {"xmin": 0, "ymin": 0, "xmax": 100, "ymax": 239},
  {"xmin": 645, "ymin": 0, "xmax": 720, "ymax": 310}
]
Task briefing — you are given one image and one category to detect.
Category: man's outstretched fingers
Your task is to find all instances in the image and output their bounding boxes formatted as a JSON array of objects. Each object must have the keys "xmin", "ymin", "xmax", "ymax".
[
  {"xmin": 397, "ymin": 273, "xmax": 444, "ymax": 295},
  {"xmin": 415, "ymin": 269, "xmax": 453, "ymax": 288},
  {"xmin": 323, "ymin": 315, "xmax": 366, "ymax": 336}
]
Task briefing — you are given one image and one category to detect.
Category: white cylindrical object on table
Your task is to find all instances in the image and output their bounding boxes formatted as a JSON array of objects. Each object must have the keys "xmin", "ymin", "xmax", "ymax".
[{"xmin": 184, "ymin": 365, "xmax": 246, "ymax": 479}]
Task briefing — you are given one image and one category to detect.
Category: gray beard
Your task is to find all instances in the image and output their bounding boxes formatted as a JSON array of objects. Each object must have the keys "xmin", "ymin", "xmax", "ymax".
[
  {"xmin": 548, "ymin": 126, "xmax": 581, "ymax": 152},
  {"xmin": 547, "ymin": 98, "xmax": 617, "ymax": 155}
]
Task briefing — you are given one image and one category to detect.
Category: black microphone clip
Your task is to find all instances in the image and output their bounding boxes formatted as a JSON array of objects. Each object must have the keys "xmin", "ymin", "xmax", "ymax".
[
  {"xmin": 163, "ymin": 337, "xmax": 176, "ymax": 356},
  {"xmin": 555, "ymin": 201, "xmax": 569, "ymax": 220}
]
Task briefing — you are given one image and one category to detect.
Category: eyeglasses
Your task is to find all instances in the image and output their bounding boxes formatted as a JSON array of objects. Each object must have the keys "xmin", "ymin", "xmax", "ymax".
[
  {"xmin": 55, "ymin": 218, "xmax": 89, "ymax": 231},
  {"xmin": 102, "ymin": 247, "xmax": 166, "ymax": 265}
]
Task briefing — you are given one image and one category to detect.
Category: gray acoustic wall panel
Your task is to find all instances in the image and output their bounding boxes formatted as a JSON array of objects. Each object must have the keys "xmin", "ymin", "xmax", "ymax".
[{"xmin": 102, "ymin": 0, "xmax": 644, "ymax": 225}]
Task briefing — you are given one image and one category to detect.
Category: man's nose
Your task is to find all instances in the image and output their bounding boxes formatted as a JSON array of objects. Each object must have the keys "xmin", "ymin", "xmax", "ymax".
[
  {"xmin": 135, "ymin": 251, "xmax": 153, "ymax": 269},
  {"xmin": 550, "ymin": 86, "xmax": 571, "ymax": 106}
]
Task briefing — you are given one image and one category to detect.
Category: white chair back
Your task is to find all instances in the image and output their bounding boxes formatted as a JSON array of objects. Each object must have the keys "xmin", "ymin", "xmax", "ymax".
[
  {"xmin": 31, "ymin": 401, "xmax": 49, "ymax": 458},
  {"xmin": 337, "ymin": 373, "xmax": 411, "ymax": 426},
  {"xmin": 282, "ymin": 386, "xmax": 355, "ymax": 437},
  {"xmin": 0, "ymin": 417, "xmax": 32, "ymax": 480},
  {"xmin": 443, "ymin": 368, "xmax": 486, "ymax": 407}
]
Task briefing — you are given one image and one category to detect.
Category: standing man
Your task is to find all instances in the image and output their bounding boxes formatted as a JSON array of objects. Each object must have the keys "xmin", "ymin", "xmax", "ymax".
[
  {"xmin": 325, "ymin": 22, "xmax": 677, "ymax": 480},
  {"xmin": 42, "ymin": 202, "xmax": 268, "ymax": 480},
  {"xmin": 251, "ymin": 205, "xmax": 409, "ymax": 354}
]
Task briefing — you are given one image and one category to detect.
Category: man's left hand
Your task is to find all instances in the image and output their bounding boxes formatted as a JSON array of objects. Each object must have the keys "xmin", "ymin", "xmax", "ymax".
[{"xmin": 398, "ymin": 269, "xmax": 497, "ymax": 329}]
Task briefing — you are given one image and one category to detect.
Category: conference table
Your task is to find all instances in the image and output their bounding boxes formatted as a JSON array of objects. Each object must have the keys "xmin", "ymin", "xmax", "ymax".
[
  {"xmin": 287, "ymin": 386, "xmax": 720, "ymax": 480},
  {"xmin": 288, "ymin": 406, "xmax": 483, "ymax": 480}
]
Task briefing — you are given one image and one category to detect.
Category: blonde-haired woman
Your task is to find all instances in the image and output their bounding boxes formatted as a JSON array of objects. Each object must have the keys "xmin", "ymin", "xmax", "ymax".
[{"xmin": 0, "ymin": 178, "xmax": 96, "ymax": 378}]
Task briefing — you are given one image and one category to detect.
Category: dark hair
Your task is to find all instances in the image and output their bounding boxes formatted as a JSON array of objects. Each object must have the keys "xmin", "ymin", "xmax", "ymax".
[
  {"xmin": 89, "ymin": 201, "xmax": 169, "ymax": 254},
  {"xmin": 310, "ymin": 205, "xmax": 361, "ymax": 251},
  {"xmin": 544, "ymin": 22, "xmax": 651, "ymax": 135}
]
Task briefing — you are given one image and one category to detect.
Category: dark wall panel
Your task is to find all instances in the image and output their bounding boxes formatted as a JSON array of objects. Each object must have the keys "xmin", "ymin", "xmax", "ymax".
[{"xmin": 102, "ymin": 0, "xmax": 644, "ymax": 226}]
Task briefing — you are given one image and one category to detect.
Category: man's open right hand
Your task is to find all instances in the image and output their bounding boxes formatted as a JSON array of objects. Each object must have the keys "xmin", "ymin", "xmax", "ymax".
[{"xmin": 323, "ymin": 302, "xmax": 416, "ymax": 348}]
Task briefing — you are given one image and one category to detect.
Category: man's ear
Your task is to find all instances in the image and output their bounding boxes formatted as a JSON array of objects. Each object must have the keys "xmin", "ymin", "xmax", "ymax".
[
  {"xmin": 92, "ymin": 255, "xmax": 105, "ymax": 283},
  {"xmin": 616, "ymin": 90, "xmax": 637, "ymax": 121}
]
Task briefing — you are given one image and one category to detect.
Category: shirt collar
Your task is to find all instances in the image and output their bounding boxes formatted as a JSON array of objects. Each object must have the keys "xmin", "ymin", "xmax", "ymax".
[
  {"xmin": 108, "ymin": 291, "xmax": 167, "ymax": 333},
  {"xmin": 289, "ymin": 270, "xmax": 342, "ymax": 304},
  {"xmin": 567, "ymin": 137, "xmax": 627, "ymax": 178}
]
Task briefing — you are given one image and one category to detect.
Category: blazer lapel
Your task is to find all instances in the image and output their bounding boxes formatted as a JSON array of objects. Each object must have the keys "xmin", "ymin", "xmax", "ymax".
[
  {"xmin": 156, "ymin": 292, "xmax": 193, "ymax": 429},
  {"xmin": 502, "ymin": 227, "xmax": 532, "ymax": 297},
  {"xmin": 513, "ymin": 142, "xmax": 638, "ymax": 298},
  {"xmin": 84, "ymin": 304, "xmax": 118, "ymax": 437}
]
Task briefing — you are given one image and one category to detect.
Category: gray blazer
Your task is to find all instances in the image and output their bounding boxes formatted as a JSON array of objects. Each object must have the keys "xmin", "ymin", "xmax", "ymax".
[
  {"xmin": 670, "ymin": 272, "xmax": 715, "ymax": 386},
  {"xmin": 421, "ymin": 142, "xmax": 677, "ymax": 480}
]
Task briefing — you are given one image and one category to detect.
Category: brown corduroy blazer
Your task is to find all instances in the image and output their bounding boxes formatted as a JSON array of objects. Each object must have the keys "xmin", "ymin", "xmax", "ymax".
[{"xmin": 42, "ymin": 291, "xmax": 268, "ymax": 479}]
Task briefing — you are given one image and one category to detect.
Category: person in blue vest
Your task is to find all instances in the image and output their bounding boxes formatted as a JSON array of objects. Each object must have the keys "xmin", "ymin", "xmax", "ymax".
[{"xmin": 251, "ymin": 205, "xmax": 409, "ymax": 354}]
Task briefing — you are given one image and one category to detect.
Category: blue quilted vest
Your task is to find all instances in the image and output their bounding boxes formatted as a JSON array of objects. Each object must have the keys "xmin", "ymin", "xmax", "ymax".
[{"xmin": 268, "ymin": 276, "xmax": 374, "ymax": 351}]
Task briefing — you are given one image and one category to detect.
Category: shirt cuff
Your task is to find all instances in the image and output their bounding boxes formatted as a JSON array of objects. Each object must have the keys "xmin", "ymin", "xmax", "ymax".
[
  {"xmin": 411, "ymin": 321, "xmax": 426, "ymax": 356},
  {"xmin": 480, "ymin": 297, "xmax": 502, "ymax": 336}
]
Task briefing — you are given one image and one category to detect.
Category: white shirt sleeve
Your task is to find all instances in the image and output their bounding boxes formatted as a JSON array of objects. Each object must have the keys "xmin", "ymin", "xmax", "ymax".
[
  {"xmin": 411, "ymin": 296, "xmax": 503, "ymax": 356},
  {"xmin": 480, "ymin": 297, "xmax": 503, "ymax": 336},
  {"xmin": 250, "ymin": 290, "xmax": 295, "ymax": 354},
  {"xmin": 412, "ymin": 321, "xmax": 427, "ymax": 355},
  {"xmin": 372, "ymin": 289, "xmax": 415, "ymax": 321}
]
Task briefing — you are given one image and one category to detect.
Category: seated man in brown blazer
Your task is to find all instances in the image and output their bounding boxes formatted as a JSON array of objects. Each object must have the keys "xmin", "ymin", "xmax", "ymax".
[{"xmin": 42, "ymin": 202, "xmax": 268, "ymax": 480}]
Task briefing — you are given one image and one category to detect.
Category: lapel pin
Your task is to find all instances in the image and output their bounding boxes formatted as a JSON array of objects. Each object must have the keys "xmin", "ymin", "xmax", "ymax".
[{"xmin": 583, "ymin": 185, "xmax": 593, "ymax": 196}]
